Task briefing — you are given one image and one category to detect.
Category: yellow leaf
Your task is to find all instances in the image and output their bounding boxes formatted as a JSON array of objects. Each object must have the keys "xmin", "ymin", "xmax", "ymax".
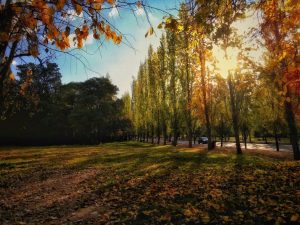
[
  {"xmin": 149, "ymin": 27, "xmax": 154, "ymax": 35},
  {"xmin": 93, "ymin": 32, "xmax": 100, "ymax": 40},
  {"xmin": 160, "ymin": 213, "xmax": 171, "ymax": 221},
  {"xmin": 26, "ymin": 69, "xmax": 33, "ymax": 76},
  {"xmin": 177, "ymin": 24, "xmax": 184, "ymax": 32},
  {"xmin": 145, "ymin": 27, "xmax": 154, "ymax": 38},
  {"xmin": 94, "ymin": 3, "xmax": 102, "ymax": 11},
  {"xmin": 291, "ymin": 214, "xmax": 299, "ymax": 222},
  {"xmin": 9, "ymin": 73, "xmax": 15, "ymax": 81},
  {"xmin": 201, "ymin": 213, "xmax": 210, "ymax": 224},
  {"xmin": 184, "ymin": 209, "xmax": 193, "ymax": 217},
  {"xmin": 56, "ymin": 0, "xmax": 66, "ymax": 10},
  {"xmin": 184, "ymin": 207, "xmax": 199, "ymax": 217},
  {"xmin": 223, "ymin": 216, "xmax": 231, "ymax": 222},
  {"xmin": 107, "ymin": 0, "xmax": 115, "ymax": 5}
]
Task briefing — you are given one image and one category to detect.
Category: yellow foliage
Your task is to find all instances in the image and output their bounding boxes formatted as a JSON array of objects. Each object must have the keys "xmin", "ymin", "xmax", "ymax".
[
  {"xmin": 107, "ymin": 0, "xmax": 115, "ymax": 5},
  {"xmin": 291, "ymin": 213, "xmax": 299, "ymax": 222},
  {"xmin": 9, "ymin": 73, "xmax": 15, "ymax": 81},
  {"xmin": 2, "ymin": 0, "xmax": 124, "ymax": 58}
]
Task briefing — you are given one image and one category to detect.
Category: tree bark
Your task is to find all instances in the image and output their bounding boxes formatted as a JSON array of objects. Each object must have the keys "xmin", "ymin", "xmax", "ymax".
[
  {"xmin": 228, "ymin": 75, "xmax": 242, "ymax": 154},
  {"xmin": 243, "ymin": 133, "xmax": 247, "ymax": 150},
  {"xmin": 284, "ymin": 98, "xmax": 300, "ymax": 160},
  {"xmin": 199, "ymin": 47, "xmax": 213, "ymax": 150},
  {"xmin": 273, "ymin": 123, "xmax": 280, "ymax": 151}
]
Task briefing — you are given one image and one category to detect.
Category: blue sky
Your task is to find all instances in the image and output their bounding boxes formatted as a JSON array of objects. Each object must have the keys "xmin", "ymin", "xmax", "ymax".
[
  {"xmin": 55, "ymin": 0, "xmax": 181, "ymax": 97},
  {"xmin": 9, "ymin": 0, "xmax": 260, "ymax": 97}
]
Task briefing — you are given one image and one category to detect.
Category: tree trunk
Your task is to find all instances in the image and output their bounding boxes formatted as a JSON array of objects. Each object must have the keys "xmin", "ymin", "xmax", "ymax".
[
  {"xmin": 221, "ymin": 136, "xmax": 223, "ymax": 147},
  {"xmin": 162, "ymin": 121, "xmax": 167, "ymax": 145},
  {"xmin": 151, "ymin": 125, "xmax": 154, "ymax": 144},
  {"xmin": 275, "ymin": 133, "xmax": 280, "ymax": 152},
  {"xmin": 199, "ymin": 47, "xmax": 213, "ymax": 150},
  {"xmin": 284, "ymin": 99, "xmax": 300, "ymax": 160},
  {"xmin": 228, "ymin": 75, "xmax": 242, "ymax": 154},
  {"xmin": 0, "ymin": 41, "xmax": 18, "ymax": 116},
  {"xmin": 233, "ymin": 121, "xmax": 242, "ymax": 154},
  {"xmin": 172, "ymin": 124, "xmax": 178, "ymax": 146},
  {"xmin": 243, "ymin": 133, "xmax": 247, "ymax": 150},
  {"xmin": 156, "ymin": 112, "xmax": 161, "ymax": 144},
  {"xmin": 188, "ymin": 123, "xmax": 192, "ymax": 148},
  {"xmin": 188, "ymin": 135, "xmax": 192, "ymax": 148},
  {"xmin": 264, "ymin": 135, "xmax": 268, "ymax": 144}
]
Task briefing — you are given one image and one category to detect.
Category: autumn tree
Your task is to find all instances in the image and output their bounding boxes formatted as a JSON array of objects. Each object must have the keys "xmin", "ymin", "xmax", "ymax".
[
  {"xmin": 147, "ymin": 45, "xmax": 158, "ymax": 144},
  {"xmin": 157, "ymin": 34, "xmax": 169, "ymax": 145},
  {"xmin": 132, "ymin": 63, "xmax": 148, "ymax": 142},
  {"xmin": 253, "ymin": 71, "xmax": 287, "ymax": 151},
  {"xmin": 0, "ymin": 0, "xmax": 150, "ymax": 116},
  {"xmin": 211, "ymin": 74, "xmax": 231, "ymax": 147},
  {"xmin": 256, "ymin": 0, "xmax": 300, "ymax": 159},
  {"xmin": 166, "ymin": 30, "xmax": 180, "ymax": 146},
  {"xmin": 177, "ymin": 4, "xmax": 195, "ymax": 148}
]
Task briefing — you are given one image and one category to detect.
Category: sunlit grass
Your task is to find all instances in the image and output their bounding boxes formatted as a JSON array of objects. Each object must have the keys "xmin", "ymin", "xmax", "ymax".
[{"xmin": 0, "ymin": 142, "xmax": 299, "ymax": 224}]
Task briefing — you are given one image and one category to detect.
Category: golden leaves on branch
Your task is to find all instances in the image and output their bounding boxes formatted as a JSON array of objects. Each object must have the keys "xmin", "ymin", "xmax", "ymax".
[
  {"xmin": 9, "ymin": 73, "xmax": 15, "ymax": 81},
  {"xmin": 107, "ymin": 0, "xmax": 115, "ymax": 5},
  {"xmin": 56, "ymin": 0, "xmax": 66, "ymax": 11},
  {"xmin": 22, "ymin": 13, "xmax": 37, "ymax": 30},
  {"xmin": 29, "ymin": 46, "xmax": 39, "ymax": 58},
  {"xmin": 71, "ymin": 0, "xmax": 83, "ymax": 15},
  {"xmin": 4, "ymin": 0, "xmax": 123, "ymax": 58},
  {"xmin": 56, "ymin": 33, "xmax": 70, "ymax": 51},
  {"xmin": 157, "ymin": 16, "xmax": 183, "ymax": 33}
]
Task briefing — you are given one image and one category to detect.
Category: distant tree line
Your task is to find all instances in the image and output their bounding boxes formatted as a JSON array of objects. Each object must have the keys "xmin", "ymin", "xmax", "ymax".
[{"xmin": 0, "ymin": 63, "xmax": 133, "ymax": 145}]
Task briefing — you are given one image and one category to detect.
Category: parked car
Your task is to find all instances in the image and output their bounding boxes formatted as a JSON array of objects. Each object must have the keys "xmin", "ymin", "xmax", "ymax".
[{"xmin": 198, "ymin": 137, "xmax": 208, "ymax": 144}]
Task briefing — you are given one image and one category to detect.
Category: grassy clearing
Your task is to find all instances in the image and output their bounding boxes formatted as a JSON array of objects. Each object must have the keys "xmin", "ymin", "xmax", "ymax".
[{"xmin": 0, "ymin": 142, "xmax": 299, "ymax": 224}]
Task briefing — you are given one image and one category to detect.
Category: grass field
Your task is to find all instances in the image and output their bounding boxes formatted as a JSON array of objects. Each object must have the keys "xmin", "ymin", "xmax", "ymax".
[{"xmin": 0, "ymin": 142, "xmax": 299, "ymax": 224}]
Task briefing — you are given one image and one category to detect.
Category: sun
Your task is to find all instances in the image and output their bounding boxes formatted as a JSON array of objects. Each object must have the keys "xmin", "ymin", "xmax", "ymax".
[{"xmin": 213, "ymin": 47, "xmax": 239, "ymax": 78}]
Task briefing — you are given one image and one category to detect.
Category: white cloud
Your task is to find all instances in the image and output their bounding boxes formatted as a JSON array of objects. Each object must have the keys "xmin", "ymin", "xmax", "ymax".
[{"xmin": 109, "ymin": 6, "xmax": 119, "ymax": 17}]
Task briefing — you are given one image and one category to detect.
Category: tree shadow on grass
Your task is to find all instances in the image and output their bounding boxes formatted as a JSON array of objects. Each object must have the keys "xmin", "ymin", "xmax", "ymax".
[
  {"xmin": 1, "ymin": 142, "xmax": 295, "ymax": 224},
  {"xmin": 68, "ymin": 144, "xmax": 239, "ymax": 177}
]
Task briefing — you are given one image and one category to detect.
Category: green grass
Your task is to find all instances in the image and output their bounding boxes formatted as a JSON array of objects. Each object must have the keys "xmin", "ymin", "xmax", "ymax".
[{"xmin": 0, "ymin": 142, "xmax": 299, "ymax": 224}]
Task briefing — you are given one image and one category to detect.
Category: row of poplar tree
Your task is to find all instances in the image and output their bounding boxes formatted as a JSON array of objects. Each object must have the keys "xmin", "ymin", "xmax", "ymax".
[{"xmin": 130, "ymin": 3, "xmax": 299, "ymax": 159}]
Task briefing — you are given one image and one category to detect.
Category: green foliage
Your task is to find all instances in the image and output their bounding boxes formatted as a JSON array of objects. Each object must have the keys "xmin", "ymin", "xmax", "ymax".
[{"xmin": 0, "ymin": 63, "xmax": 132, "ymax": 145}]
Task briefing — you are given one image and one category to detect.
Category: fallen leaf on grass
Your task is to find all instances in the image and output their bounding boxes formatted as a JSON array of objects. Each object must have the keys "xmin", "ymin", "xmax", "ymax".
[{"xmin": 291, "ymin": 213, "xmax": 299, "ymax": 222}]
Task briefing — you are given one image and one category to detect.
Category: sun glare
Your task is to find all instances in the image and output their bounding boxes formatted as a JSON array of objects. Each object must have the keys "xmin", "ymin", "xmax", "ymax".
[{"xmin": 214, "ymin": 47, "xmax": 239, "ymax": 78}]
